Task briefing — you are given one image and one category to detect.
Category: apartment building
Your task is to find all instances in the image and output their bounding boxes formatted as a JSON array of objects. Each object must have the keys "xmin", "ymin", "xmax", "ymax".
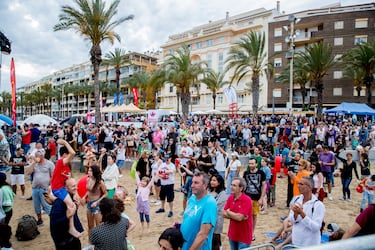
[
  {"xmin": 18, "ymin": 52, "xmax": 158, "ymax": 119},
  {"xmin": 268, "ymin": 3, "xmax": 375, "ymax": 110},
  {"xmin": 159, "ymin": 7, "xmax": 279, "ymax": 113}
]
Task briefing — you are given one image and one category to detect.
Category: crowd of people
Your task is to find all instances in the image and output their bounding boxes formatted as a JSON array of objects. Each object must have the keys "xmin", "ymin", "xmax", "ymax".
[{"xmin": 0, "ymin": 113, "xmax": 374, "ymax": 249}]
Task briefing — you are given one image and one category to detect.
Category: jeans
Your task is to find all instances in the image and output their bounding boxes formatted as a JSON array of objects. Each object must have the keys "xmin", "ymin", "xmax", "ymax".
[
  {"xmin": 341, "ymin": 177, "xmax": 352, "ymax": 199},
  {"xmin": 229, "ymin": 239, "xmax": 250, "ymax": 250},
  {"xmin": 360, "ymin": 191, "xmax": 374, "ymax": 209},
  {"xmin": 226, "ymin": 170, "xmax": 238, "ymax": 195},
  {"xmin": 32, "ymin": 187, "xmax": 52, "ymax": 215}
]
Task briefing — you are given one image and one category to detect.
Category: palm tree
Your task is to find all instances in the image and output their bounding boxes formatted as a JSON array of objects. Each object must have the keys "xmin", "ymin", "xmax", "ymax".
[
  {"xmin": 344, "ymin": 39, "xmax": 375, "ymax": 106},
  {"xmin": 201, "ymin": 69, "xmax": 228, "ymax": 109},
  {"xmin": 0, "ymin": 91, "xmax": 11, "ymax": 116},
  {"xmin": 225, "ymin": 31, "xmax": 268, "ymax": 119},
  {"xmin": 54, "ymin": 0, "xmax": 134, "ymax": 123},
  {"xmin": 103, "ymin": 48, "xmax": 131, "ymax": 105},
  {"xmin": 279, "ymin": 57, "xmax": 310, "ymax": 110},
  {"xmin": 40, "ymin": 82, "xmax": 53, "ymax": 115},
  {"xmin": 162, "ymin": 45, "xmax": 207, "ymax": 117},
  {"xmin": 297, "ymin": 42, "xmax": 336, "ymax": 120},
  {"xmin": 51, "ymin": 85, "xmax": 63, "ymax": 119},
  {"xmin": 343, "ymin": 65, "xmax": 365, "ymax": 97}
]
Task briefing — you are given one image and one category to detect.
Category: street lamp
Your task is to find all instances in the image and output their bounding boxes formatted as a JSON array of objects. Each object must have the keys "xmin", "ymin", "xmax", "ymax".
[{"xmin": 284, "ymin": 15, "xmax": 300, "ymax": 115}]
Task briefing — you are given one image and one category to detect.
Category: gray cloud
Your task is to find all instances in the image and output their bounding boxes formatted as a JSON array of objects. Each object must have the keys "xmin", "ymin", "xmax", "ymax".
[{"xmin": 0, "ymin": 0, "xmax": 368, "ymax": 91}]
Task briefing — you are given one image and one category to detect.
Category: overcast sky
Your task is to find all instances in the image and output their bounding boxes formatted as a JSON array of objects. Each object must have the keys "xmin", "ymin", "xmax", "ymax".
[{"xmin": 0, "ymin": 0, "xmax": 370, "ymax": 92}]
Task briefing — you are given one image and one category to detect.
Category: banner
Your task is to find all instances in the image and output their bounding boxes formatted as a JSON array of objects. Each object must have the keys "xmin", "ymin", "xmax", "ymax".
[
  {"xmin": 119, "ymin": 92, "xmax": 124, "ymax": 105},
  {"xmin": 10, "ymin": 58, "xmax": 16, "ymax": 126},
  {"xmin": 132, "ymin": 87, "xmax": 139, "ymax": 107},
  {"xmin": 113, "ymin": 93, "xmax": 118, "ymax": 105}
]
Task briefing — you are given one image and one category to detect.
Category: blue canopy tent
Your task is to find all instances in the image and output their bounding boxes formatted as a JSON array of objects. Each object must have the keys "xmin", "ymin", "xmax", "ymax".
[
  {"xmin": 324, "ymin": 102, "xmax": 375, "ymax": 116},
  {"xmin": 0, "ymin": 114, "xmax": 13, "ymax": 126}
]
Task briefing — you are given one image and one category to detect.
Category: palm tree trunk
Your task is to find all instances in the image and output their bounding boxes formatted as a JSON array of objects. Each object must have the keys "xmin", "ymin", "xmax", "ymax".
[
  {"xmin": 213, "ymin": 94, "xmax": 216, "ymax": 110},
  {"xmin": 116, "ymin": 69, "xmax": 120, "ymax": 105},
  {"xmin": 181, "ymin": 90, "xmax": 190, "ymax": 118},
  {"xmin": 364, "ymin": 75, "xmax": 374, "ymax": 106},
  {"xmin": 252, "ymin": 75, "xmax": 260, "ymax": 121},
  {"xmin": 176, "ymin": 91, "xmax": 180, "ymax": 114},
  {"xmin": 315, "ymin": 80, "xmax": 324, "ymax": 121},
  {"xmin": 91, "ymin": 44, "xmax": 103, "ymax": 123},
  {"xmin": 301, "ymin": 87, "xmax": 307, "ymax": 110}
]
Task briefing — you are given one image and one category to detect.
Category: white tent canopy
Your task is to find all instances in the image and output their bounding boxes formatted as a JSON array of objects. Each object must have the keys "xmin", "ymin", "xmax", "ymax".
[{"xmin": 23, "ymin": 114, "xmax": 58, "ymax": 126}]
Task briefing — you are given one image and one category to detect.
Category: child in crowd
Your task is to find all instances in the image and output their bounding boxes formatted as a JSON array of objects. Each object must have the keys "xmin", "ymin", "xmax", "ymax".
[
  {"xmin": 50, "ymin": 140, "xmax": 81, "ymax": 238},
  {"xmin": 260, "ymin": 157, "xmax": 271, "ymax": 214},
  {"xmin": 135, "ymin": 172, "xmax": 154, "ymax": 233},
  {"xmin": 359, "ymin": 175, "xmax": 375, "ymax": 212},
  {"xmin": 114, "ymin": 198, "xmax": 136, "ymax": 250}
]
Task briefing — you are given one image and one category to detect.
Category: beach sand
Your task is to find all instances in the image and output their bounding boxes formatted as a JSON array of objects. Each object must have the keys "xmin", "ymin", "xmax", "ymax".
[{"xmin": 8, "ymin": 161, "xmax": 363, "ymax": 250}]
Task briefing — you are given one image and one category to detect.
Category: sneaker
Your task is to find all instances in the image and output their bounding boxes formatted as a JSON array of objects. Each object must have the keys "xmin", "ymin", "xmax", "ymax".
[
  {"xmin": 119, "ymin": 174, "xmax": 123, "ymax": 178},
  {"xmin": 168, "ymin": 211, "xmax": 173, "ymax": 218},
  {"xmin": 339, "ymin": 197, "xmax": 346, "ymax": 201},
  {"xmin": 37, "ymin": 218, "xmax": 43, "ymax": 226},
  {"xmin": 346, "ymin": 198, "xmax": 352, "ymax": 202},
  {"xmin": 154, "ymin": 201, "xmax": 161, "ymax": 206},
  {"xmin": 328, "ymin": 194, "xmax": 333, "ymax": 201},
  {"xmin": 26, "ymin": 196, "xmax": 33, "ymax": 200},
  {"xmin": 156, "ymin": 208, "xmax": 165, "ymax": 213},
  {"xmin": 279, "ymin": 216, "xmax": 287, "ymax": 221}
]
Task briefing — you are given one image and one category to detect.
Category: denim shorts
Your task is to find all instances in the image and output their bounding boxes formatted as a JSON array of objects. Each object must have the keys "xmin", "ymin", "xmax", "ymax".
[{"xmin": 87, "ymin": 198, "xmax": 100, "ymax": 214}]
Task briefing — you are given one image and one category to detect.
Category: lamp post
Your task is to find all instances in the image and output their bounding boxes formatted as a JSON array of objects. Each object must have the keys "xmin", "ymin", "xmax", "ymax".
[{"xmin": 285, "ymin": 15, "xmax": 300, "ymax": 115}]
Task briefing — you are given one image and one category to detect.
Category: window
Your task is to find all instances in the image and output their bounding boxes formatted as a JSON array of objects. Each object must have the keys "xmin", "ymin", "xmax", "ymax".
[
  {"xmin": 207, "ymin": 54, "xmax": 212, "ymax": 69},
  {"xmin": 274, "ymin": 43, "xmax": 282, "ymax": 52},
  {"xmin": 206, "ymin": 39, "xmax": 213, "ymax": 47},
  {"xmin": 353, "ymin": 87, "xmax": 366, "ymax": 97},
  {"xmin": 238, "ymin": 94, "xmax": 245, "ymax": 104},
  {"xmin": 333, "ymin": 71, "xmax": 342, "ymax": 79},
  {"xmin": 334, "ymin": 54, "xmax": 343, "ymax": 60},
  {"xmin": 274, "ymin": 73, "xmax": 281, "ymax": 83},
  {"xmin": 334, "ymin": 21, "xmax": 344, "ymax": 30},
  {"xmin": 197, "ymin": 42, "xmax": 202, "ymax": 49},
  {"xmin": 334, "ymin": 37, "xmax": 343, "ymax": 46},
  {"xmin": 217, "ymin": 37, "xmax": 224, "ymax": 44},
  {"xmin": 354, "ymin": 35, "xmax": 368, "ymax": 45},
  {"xmin": 274, "ymin": 58, "xmax": 282, "ymax": 67},
  {"xmin": 355, "ymin": 18, "xmax": 368, "ymax": 28},
  {"xmin": 187, "ymin": 44, "xmax": 192, "ymax": 50},
  {"xmin": 169, "ymin": 85, "xmax": 173, "ymax": 93},
  {"xmin": 169, "ymin": 49, "xmax": 174, "ymax": 54},
  {"xmin": 218, "ymin": 94, "xmax": 223, "ymax": 104},
  {"xmin": 333, "ymin": 88, "xmax": 342, "ymax": 96},
  {"xmin": 191, "ymin": 96, "xmax": 200, "ymax": 105},
  {"xmin": 218, "ymin": 52, "xmax": 224, "ymax": 73},
  {"xmin": 274, "ymin": 28, "xmax": 282, "ymax": 37}
]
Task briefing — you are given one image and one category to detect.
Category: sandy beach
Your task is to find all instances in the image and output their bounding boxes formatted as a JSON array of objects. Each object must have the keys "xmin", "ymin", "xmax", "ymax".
[{"xmin": 7, "ymin": 160, "xmax": 364, "ymax": 250}]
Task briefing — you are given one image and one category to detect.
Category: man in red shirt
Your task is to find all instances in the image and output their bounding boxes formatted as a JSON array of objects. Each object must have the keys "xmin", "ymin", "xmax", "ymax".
[
  {"xmin": 21, "ymin": 124, "xmax": 31, "ymax": 155},
  {"xmin": 223, "ymin": 177, "xmax": 253, "ymax": 249},
  {"xmin": 47, "ymin": 138, "xmax": 57, "ymax": 163}
]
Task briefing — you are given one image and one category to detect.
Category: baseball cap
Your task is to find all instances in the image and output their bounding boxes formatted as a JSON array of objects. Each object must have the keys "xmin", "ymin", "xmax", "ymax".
[
  {"xmin": 164, "ymin": 154, "xmax": 171, "ymax": 159},
  {"xmin": 327, "ymin": 223, "xmax": 340, "ymax": 235}
]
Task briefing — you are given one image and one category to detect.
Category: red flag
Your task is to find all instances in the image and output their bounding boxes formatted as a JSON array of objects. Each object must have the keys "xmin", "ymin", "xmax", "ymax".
[
  {"xmin": 132, "ymin": 87, "xmax": 139, "ymax": 107},
  {"xmin": 10, "ymin": 58, "xmax": 16, "ymax": 126}
]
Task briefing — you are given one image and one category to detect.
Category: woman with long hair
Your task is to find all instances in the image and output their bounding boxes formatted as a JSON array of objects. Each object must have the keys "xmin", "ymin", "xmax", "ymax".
[
  {"xmin": 0, "ymin": 173, "xmax": 14, "ymax": 225},
  {"xmin": 197, "ymin": 146, "xmax": 213, "ymax": 174},
  {"xmin": 90, "ymin": 198, "xmax": 129, "ymax": 249},
  {"xmin": 209, "ymin": 174, "xmax": 227, "ymax": 250},
  {"xmin": 158, "ymin": 227, "xmax": 184, "ymax": 250},
  {"xmin": 336, "ymin": 152, "xmax": 359, "ymax": 201},
  {"xmin": 310, "ymin": 162, "xmax": 325, "ymax": 202},
  {"xmin": 81, "ymin": 165, "xmax": 107, "ymax": 236},
  {"xmin": 102, "ymin": 154, "xmax": 119, "ymax": 199}
]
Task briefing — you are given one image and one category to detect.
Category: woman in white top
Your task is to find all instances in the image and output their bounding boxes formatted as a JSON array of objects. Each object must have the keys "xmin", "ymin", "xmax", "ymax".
[
  {"xmin": 225, "ymin": 151, "xmax": 242, "ymax": 195},
  {"xmin": 102, "ymin": 154, "xmax": 119, "ymax": 199},
  {"xmin": 151, "ymin": 152, "xmax": 163, "ymax": 204},
  {"xmin": 114, "ymin": 143, "xmax": 126, "ymax": 177},
  {"xmin": 311, "ymin": 162, "xmax": 325, "ymax": 201},
  {"xmin": 213, "ymin": 141, "xmax": 227, "ymax": 180}
]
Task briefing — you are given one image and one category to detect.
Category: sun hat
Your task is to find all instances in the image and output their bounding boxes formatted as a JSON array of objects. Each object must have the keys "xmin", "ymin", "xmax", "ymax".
[
  {"xmin": 327, "ymin": 223, "xmax": 340, "ymax": 235},
  {"xmin": 231, "ymin": 152, "xmax": 239, "ymax": 158}
]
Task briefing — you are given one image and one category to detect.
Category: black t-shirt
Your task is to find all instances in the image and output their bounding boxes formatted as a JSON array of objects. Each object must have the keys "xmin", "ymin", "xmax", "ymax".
[
  {"xmin": 10, "ymin": 155, "xmax": 26, "ymax": 175},
  {"xmin": 50, "ymin": 197, "xmax": 83, "ymax": 246},
  {"xmin": 243, "ymin": 169, "xmax": 266, "ymax": 201}
]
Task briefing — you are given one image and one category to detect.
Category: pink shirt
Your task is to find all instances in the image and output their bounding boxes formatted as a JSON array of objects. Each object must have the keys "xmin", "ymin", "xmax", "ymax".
[{"xmin": 152, "ymin": 131, "xmax": 163, "ymax": 144}]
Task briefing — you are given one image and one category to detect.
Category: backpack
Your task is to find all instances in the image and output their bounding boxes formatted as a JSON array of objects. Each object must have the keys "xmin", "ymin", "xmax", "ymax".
[{"xmin": 15, "ymin": 215, "xmax": 40, "ymax": 241}]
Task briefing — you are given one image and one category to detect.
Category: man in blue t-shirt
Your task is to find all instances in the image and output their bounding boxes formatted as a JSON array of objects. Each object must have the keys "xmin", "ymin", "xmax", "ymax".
[{"xmin": 180, "ymin": 172, "xmax": 217, "ymax": 250}]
